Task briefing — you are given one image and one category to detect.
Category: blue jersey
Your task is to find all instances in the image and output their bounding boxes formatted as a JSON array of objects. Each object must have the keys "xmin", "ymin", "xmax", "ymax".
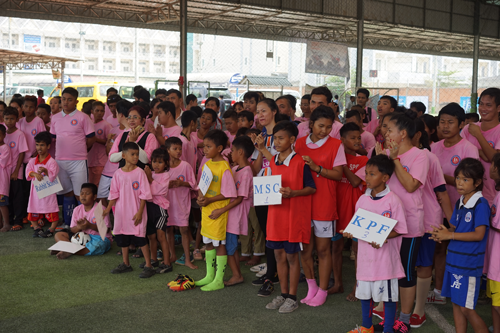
[{"xmin": 446, "ymin": 192, "xmax": 490, "ymax": 277}]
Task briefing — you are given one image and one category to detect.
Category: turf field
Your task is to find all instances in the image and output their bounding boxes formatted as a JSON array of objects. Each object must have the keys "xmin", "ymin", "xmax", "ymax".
[{"xmin": 0, "ymin": 228, "xmax": 491, "ymax": 332}]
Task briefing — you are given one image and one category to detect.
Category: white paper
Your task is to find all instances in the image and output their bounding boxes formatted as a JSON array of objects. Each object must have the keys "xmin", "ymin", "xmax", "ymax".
[
  {"xmin": 94, "ymin": 202, "xmax": 107, "ymax": 241},
  {"xmin": 154, "ymin": 116, "xmax": 159, "ymax": 128},
  {"xmin": 34, "ymin": 176, "xmax": 63, "ymax": 199},
  {"xmin": 253, "ymin": 175, "xmax": 282, "ymax": 206},
  {"xmin": 343, "ymin": 208, "xmax": 398, "ymax": 246},
  {"xmin": 48, "ymin": 241, "xmax": 85, "ymax": 254},
  {"xmin": 198, "ymin": 165, "xmax": 213, "ymax": 196}
]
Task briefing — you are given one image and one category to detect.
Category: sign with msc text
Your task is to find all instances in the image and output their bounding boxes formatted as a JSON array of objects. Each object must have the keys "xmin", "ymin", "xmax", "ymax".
[
  {"xmin": 253, "ymin": 175, "xmax": 282, "ymax": 206},
  {"xmin": 198, "ymin": 165, "xmax": 213, "ymax": 196},
  {"xmin": 343, "ymin": 208, "xmax": 398, "ymax": 247},
  {"xmin": 34, "ymin": 176, "xmax": 63, "ymax": 199}
]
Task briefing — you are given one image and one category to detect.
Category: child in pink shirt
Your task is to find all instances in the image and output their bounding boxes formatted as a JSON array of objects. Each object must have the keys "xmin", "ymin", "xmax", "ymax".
[
  {"xmin": 52, "ymin": 183, "xmax": 112, "ymax": 260},
  {"xmin": 223, "ymin": 109, "xmax": 238, "ymax": 146},
  {"xmin": 104, "ymin": 142, "xmax": 154, "ymax": 278},
  {"xmin": 88, "ymin": 101, "xmax": 112, "ymax": 187},
  {"xmin": 150, "ymin": 101, "xmax": 182, "ymax": 145},
  {"xmin": 3, "ymin": 107, "xmax": 29, "ymax": 231},
  {"xmin": 344, "ymin": 109, "xmax": 376, "ymax": 155},
  {"xmin": 179, "ymin": 111, "xmax": 198, "ymax": 172},
  {"xmin": 0, "ymin": 124, "xmax": 11, "ymax": 232},
  {"xmin": 344, "ymin": 154, "xmax": 407, "ymax": 333},
  {"xmin": 105, "ymin": 94, "xmax": 121, "ymax": 128},
  {"xmin": 26, "ymin": 132, "xmax": 60, "ymax": 238}
]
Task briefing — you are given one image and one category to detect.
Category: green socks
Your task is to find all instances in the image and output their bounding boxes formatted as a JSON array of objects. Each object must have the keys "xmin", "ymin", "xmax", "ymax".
[
  {"xmin": 201, "ymin": 255, "xmax": 227, "ymax": 292},
  {"xmin": 195, "ymin": 249, "xmax": 216, "ymax": 286}
]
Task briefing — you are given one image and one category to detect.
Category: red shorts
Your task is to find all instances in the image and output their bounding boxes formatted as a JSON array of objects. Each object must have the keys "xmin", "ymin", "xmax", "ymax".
[{"xmin": 27, "ymin": 212, "xmax": 59, "ymax": 223}]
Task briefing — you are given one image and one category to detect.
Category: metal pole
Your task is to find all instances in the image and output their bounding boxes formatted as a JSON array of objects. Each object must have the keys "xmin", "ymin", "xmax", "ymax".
[
  {"xmin": 135, "ymin": 28, "xmax": 139, "ymax": 83},
  {"xmin": 61, "ymin": 62, "xmax": 65, "ymax": 91},
  {"xmin": 471, "ymin": 0, "xmax": 480, "ymax": 113},
  {"xmin": 3, "ymin": 64, "xmax": 6, "ymax": 102},
  {"xmin": 179, "ymin": 0, "xmax": 188, "ymax": 100},
  {"xmin": 355, "ymin": 0, "xmax": 364, "ymax": 89}
]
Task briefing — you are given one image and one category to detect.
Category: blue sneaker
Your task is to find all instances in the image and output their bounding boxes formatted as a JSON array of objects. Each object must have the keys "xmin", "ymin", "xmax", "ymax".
[{"xmin": 175, "ymin": 253, "xmax": 194, "ymax": 266}]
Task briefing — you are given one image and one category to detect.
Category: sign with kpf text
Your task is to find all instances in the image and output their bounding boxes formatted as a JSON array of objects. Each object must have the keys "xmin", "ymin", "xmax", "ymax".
[
  {"xmin": 198, "ymin": 165, "xmax": 213, "ymax": 196},
  {"xmin": 343, "ymin": 208, "xmax": 398, "ymax": 246},
  {"xmin": 253, "ymin": 175, "xmax": 282, "ymax": 206}
]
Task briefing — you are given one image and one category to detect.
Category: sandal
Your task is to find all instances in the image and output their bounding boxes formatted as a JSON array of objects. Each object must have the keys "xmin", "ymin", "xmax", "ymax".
[
  {"xmin": 10, "ymin": 225, "xmax": 23, "ymax": 231},
  {"xmin": 193, "ymin": 249, "xmax": 202, "ymax": 260},
  {"xmin": 132, "ymin": 248, "xmax": 143, "ymax": 258}
]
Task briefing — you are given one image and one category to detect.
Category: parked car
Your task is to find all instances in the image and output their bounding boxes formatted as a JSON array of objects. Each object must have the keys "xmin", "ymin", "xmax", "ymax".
[
  {"xmin": 1, "ymin": 86, "xmax": 43, "ymax": 104},
  {"xmin": 190, "ymin": 86, "xmax": 235, "ymax": 111}
]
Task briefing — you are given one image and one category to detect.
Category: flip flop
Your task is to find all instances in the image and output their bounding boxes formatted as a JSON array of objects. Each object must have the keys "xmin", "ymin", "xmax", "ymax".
[{"xmin": 224, "ymin": 280, "xmax": 244, "ymax": 287}]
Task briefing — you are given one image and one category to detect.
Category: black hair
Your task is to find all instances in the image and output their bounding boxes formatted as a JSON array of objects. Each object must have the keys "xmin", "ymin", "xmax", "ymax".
[
  {"xmin": 186, "ymin": 94, "xmax": 197, "ymax": 104},
  {"xmin": 205, "ymin": 97, "xmax": 220, "ymax": 108},
  {"xmin": 233, "ymin": 101, "xmax": 244, "ymax": 110},
  {"xmin": 465, "ymin": 112, "xmax": 480, "ymax": 122},
  {"xmin": 129, "ymin": 105, "xmax": 148, "ymax": 120},
  {"xmin": 158, "ymin": 101, "xmax": 176, "ymax": 119},
  {"xmin": 0, "ymin": 101, "xmax": 6, "ymax": 108},
  {"xmin": 181, "ymin": 110, "xmax": 198, "ymax": 128},
  {"xmin": 410, "ymin": 101, "xmax": 426, "ymax": 114},
  {"xmin": 310, "ymin": 105, "xmax": 335, "ymax": 124},
  {"xmin": 150, "ymin": 98, "xmax": 160, "ymax": 110},
  {"xmin": 92, "ymin": 101, "xmax": 105, "ymax": 110},
  {"xmin": 12, "ymin": 93, "xmax": 22, "ymax": 100},
  {"xmin": 155, "ymin": 88, "xmax": 167, "ymax": 97},
  {"xmin": 82, "ymin": 100, "xmax": 94, "ymax": 116},
  {"xmin": 37, "ymin": 103, "xmax": 51, "ymax": 114},
  {"xmin": 62, "ymin": 87, "xmax": 78, "ymax": 99},
  {"xmin": 334, "ymin": 95, "xmax": 339, "ymax": 99},
  {"xmin": 137, "ymin": 101, "xmax": 150, "ymax": 115},
  {"xmin": 23, "ymin": 95, "xmax": 37, "ymax": 105},
  {"xmin": 190, "ymin": 106, "xmax": 203, "ymax": 118},
  {"xmin": 311, "ymin": 86, "xmax": 333, "ymax": 103},
  {"xmin": 366, "ymin": 154, "xmax": 395, "ymax": 177},
  {"xmin": 122, "ymin": 141, "xmax": 139, "ymax": 152},
  {"xmin": 258, "ymin": 98, "xmax": 280, "ymax": 123},
  {"xmin": 166, "ymin": 89, "xmax": 182, "ymax": 99},
  {"xmin": 237, "ymin": 110, "xmax": 254, "ymax": 123},
  {"xmin": 133, "ymin": 85, "xmax": 144, "ymax": 92},
  {"xmin": 232, "ymin": 135, "xmax": 255, "ymax": 159},
  {"xmin": 414, "ymin": 118, "xmax": 431, "ymax": 151},
  {"xmin": 276, "ymin": 114, "xmax": 290, "ymax": 123},
  {"xmin": 235, "ymin": 127, "xmax": 248, "ymax": 137},
  {"xmin": 0, "ymin": 124, "xmax": 5, "ymax": 135},
  {"xmin": 380, "ymin": 95, "xmax": 397, "ymax": 109},
  {"xmin": 345, "ymin": 110, "xmax": 361, "ymax": 122},
  {"xmin": 420, "ymin": 114, "xmax": 439, "ymax": 143},
  {"xmin": 165, "ymin": 136, "xmax": 183, "ymax": 151},
  {"xmin": 222, "ymin": 109, "xmax": 238, "ymax": 120},
  {"xmin": 491, "ymin": 153, "xmax": 500, "ymax": 190},
  {"xmin": 81, "ymin": 183, "xmax": 98, "ymax": 196},
  {"xmin": 151, "ymin": 147, "xmax": 170, "ymax": 171},
  {"xmin": 283, "ymin": 95, "xmax": 297, "ymax": 111},
  {"xmin": 134, "ymin": 88, "xmax": 151, "ymax": 103},
  {"xmin": 243, "ymin": 91, "xmax": 260, "ymax": 103},
  {"xmin": 389, "ymin": 113, "xmax": 416, "ymax": 139},
  {"xmin": 34, "ymin": 131, "xmax": 52, "ymax": 146},
  {"xmin": 204, "ymin": 129, "xmax": 228, "ymax": 149},
  {"xmin": 52, "ymin": 96, "xmax": 61, "ymax": 103},
  {"xmin": 107, "ymin": 87, "xmax": 118, "ymax": 95},
  {"xmin": 356, "ymin": 88, "xmax": 370, "ymax": 99},
  {"xmin": 107, "ymin": 94, "xmax": 122, "ymax": 104},
  {"xmin": 301, "ymin": 94, "xmax": 311, "ymax": 102},
  {"xmin": 202, "ymin": 108, "xmax": 218, "ymax": 123},
  {"xmin": 439, "ymin": 103, "xmax": 466, "ymax": 125},
  {"xmin": 480, "ymin": 87, "xmax": 500, "ymax": 107},
  {"xmin": 340, "ymin": 122, "xmax": 361, "ymax": 138},
  {"xmin": 245, "ymin": 128, "xmax": 261, "ymax": 136},
  {"xmin": 37, "ymin": 89, "xmax": 44, "ymax": 96},
  {"xmin": 272, "ymin": 120, "xmax": 298, "ymax": 138},
  {"xmin": 116, "ymin": 99, "xmax": 133, "ymax": 118},
  {"xmin": 3, "ymin": 106, "xmax": 19, "ymax": 118},
  {"xmin": 454, "ymin": 158, "xmax": 484, "ymax": 191}
]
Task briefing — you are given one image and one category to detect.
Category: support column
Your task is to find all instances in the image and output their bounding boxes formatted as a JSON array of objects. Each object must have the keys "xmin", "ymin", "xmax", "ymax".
[
  {"xmin": 179, "ymin": 0, "xmax": 188, "ymax": 99},
  {"xmin": 3, "ymin": 64, "xmax": 7, "ymax": 102},
  {"xmin": 135, "ymin": 28, "xmax": 139, "ymax": 83},
  {"xmin": 471, "ymin": 0, "xmax": 480, "ymax": 113},
  {"xmin": 61, "ymin": 62, "xmax": 65, "ymax": 91},
  {"xmin": 355, "ymin": 0, "xmax": 364, "ymax": 89}
]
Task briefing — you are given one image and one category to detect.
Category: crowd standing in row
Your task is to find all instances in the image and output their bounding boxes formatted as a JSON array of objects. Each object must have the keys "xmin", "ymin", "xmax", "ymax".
[{"xmin": 1, "ymin": 85, "xmax": 500, "ymax": 333}]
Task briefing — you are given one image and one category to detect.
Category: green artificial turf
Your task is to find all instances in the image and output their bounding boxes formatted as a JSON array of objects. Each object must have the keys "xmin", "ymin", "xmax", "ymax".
[{"xmin": 0, "ymin": 228, "xmax": 492, "ymax": 332}]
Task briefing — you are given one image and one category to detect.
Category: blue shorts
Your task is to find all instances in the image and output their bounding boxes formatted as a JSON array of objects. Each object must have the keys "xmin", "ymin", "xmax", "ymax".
[
  {"xmin": 442, "ymin": 270, "xmax": 480, "ymax": 309},
  {"xmin": 331, "ymin": 234, "xmax": 357, "ymax": 242},
  {"xmin": 416, "ymin": 233, "xmax": 436, "ymax": 268},
  {"xmin": 226, "ymin": 232, "xmax": 238, "ymax": 256},
  {"xmin": 85, "ymin": 234, "xmax": 111, "ymax": 256},
  {"xmin": 0, "ymin": 195, "xmax": 9, "ymax": 207},
  {"xmin": 266, "ymin": 240, "xmax": 301, "ymax": 254}
]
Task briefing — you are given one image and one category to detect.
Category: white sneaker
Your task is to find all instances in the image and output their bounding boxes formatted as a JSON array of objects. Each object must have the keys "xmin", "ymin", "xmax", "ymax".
[
  {"xmin": 266, "ymin": 296, "xmax": 285, "ymax": 310},
  {"xmin": 256, "ymin": 266, "xmax": 268, "ymax": 278},
  {"xmin": 426, "ymin": 290, "xmax": 446, "ymax": 304},
  {"xmin": 278, "ymin": 298, "xmax": 299, "ymax": 313},
  {"xmin": 250, "ymin": 263, "xmax": 267, "ymax": 273}
]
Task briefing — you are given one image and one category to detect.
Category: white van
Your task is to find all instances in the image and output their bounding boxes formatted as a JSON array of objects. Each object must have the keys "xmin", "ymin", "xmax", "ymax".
[{"xmin": 2, "ymin": 86, "xmax": 43, "ymax": 104}]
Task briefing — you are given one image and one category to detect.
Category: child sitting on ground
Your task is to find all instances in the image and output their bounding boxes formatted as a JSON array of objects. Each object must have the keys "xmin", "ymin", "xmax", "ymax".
[{"xmin": 52, "ymin": 183, "xmax": 112, "ymax": 259}]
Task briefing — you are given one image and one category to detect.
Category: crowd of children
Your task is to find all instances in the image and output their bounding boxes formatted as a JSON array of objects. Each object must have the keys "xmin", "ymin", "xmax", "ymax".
[{"xmin": 2, "ymin": 84, "xmax": 500, "ymax": 332}]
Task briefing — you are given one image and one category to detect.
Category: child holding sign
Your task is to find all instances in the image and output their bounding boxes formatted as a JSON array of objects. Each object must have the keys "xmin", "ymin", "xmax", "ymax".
[
  {"xmin": 26, "ymin": 132, "xmax": 60, "ymax": 238},
  {"xmin": 264, "ymin": 121, "xmax": 316, "ymax": 313},
  {"xmin": 196, "ymin": 130, "xmax": 237, "ymax": 291},
  {"xmin": 345, "ymin": 154, "xmax": 408, "ymax": 333}
]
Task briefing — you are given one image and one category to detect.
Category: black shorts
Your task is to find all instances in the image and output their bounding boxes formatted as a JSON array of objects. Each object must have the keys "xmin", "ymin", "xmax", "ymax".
[
  {"xmin": 398, "ymin": 237, "xmax": 422, "ymax": 288},
  {"xmin": 146, "ymin": 202, "xmax": 169, "ymax": 236},
  {"xmin": 443, "ymin": 217, "xmax": 450, "ymax": 229},
  {"xmin": 114, "ymin": 234, "xmax": 148, "ymax": 248}
]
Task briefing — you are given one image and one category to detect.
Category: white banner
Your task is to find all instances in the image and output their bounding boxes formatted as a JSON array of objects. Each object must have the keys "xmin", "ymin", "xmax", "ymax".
[
  {"xmin": 253, "ymin": 175, "xmax": 282, "ymax": 206},
  {"xmin": 343, "ymin": 208, "xmax": 398, "ymax": 247},
  {"xmin": 198, "ymin": 164, "xmax": 213, "ymax": 196},
  {"xmin": 34, "ymin": 176, "xmax": 63, "ymax": 199}
]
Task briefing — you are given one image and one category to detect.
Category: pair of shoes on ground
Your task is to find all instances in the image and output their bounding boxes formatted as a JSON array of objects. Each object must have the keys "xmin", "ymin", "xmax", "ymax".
[
  {"xmin": 265, "ymin": 296, "xmax": 298, "ymax": 313},
  {"xmin": 111, "ymin": 262, "xmax": 156, "ymax": 278},
  {"xmin": 32, "ymin": 228, "xmax": 54, "ymax": 238}
]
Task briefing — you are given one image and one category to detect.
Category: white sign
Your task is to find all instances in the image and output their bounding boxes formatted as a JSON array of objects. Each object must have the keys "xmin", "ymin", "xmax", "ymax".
[
  {"xmin": 34, "ymin": 176, "xmax": 63, "ymax": 199},
  {"xmin": 253, "ymin": 175, "xmax": 282, "ymax": 206},
  {"xmin": 94, "ymin": 202, "xmax": 108, "ymax": 241},
  {"xmin": 48, "ymin": 241, "xmax": 85, "ymax": 254},
  {"xmin": 198, "ymin": 164, "xmax": 213, "ymax": 196},
  {"xmin": 343, "ymin": 208, "xmax": 398, "ymax": 246},
  {"xmin": 24, "ymin": 34, "xmax": 42, "ymax": 53}
]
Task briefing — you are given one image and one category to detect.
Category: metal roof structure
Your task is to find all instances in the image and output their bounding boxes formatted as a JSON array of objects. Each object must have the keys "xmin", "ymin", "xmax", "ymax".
[
  {"xmin": 239, "ymin": 75, "xmax": 292, "ymax": 86},
  {"xmin": 0, "ymin": 48, "xmax": 80, "ymax": 70},
  {"xmin": 2, "ymin": 0, "xmax": 500, "ymax": 60}
]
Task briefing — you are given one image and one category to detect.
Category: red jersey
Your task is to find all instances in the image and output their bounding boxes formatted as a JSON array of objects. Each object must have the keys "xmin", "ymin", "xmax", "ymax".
[{"xmin": 336, "ymin": 153, "xmax": 368, "ymax": 232}]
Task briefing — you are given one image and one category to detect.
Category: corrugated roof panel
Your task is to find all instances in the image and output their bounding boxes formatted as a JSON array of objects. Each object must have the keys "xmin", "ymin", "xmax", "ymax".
[{"xmin": 240, "ymin": 75, "xmax": 293, "ymax": 86}]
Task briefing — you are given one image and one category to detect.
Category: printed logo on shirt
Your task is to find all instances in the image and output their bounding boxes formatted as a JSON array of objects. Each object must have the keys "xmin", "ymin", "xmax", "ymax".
[
  {"xmin": 177, "ymin": 175, "xmax": 185, "ymax": 181},
  {"xmin": 97, "ymin": 129, "xmax": 104, "ymax": 135},
  {"xmin": 31, "ymin": 129, "xmax": 37, "ymax": 136},
  {"xmin": 235, "ymin": 181, "xmax": 241, "ymax": 190},
  {"xmin": 360, "ymin": 143, "xmax": 365, "ymax": 149},
  {"xmin": 132, "ymin": 181, "xmax": 140, "ymax": 190},
  {"xmin": 451, "ymin": 274, "xmax": 463, "ymax": 289},
  {"xmin": 381, "ymin": 210, "xmax": 392, "ymax": 218},
  {"xmin": 488, "ymin": 141, "xmax": 495, "ymax": 148},
  {"xmin": 403, "ymin": 165, "xmax": 410, "ymax": 173},
  {"xmin": 492, "ymin": 204, "xmax": 497, "ymax": 217},
  {"xmin": 213, "ymin": 175, "xmax": 219, "ymax": 182},
  {"xmin": 350, "ymin": 164, "xmax": 360, "ymax": 171},
  {"xmin": 91, "ymin": 217, "xmax": 97, "ymax": 224},
  {"xmin": 465, "ymin": 212, "xmax": 472, "ymax": 222},
  {"xmin": 70, "ymin": 119, "xmax": 78, "ymax": 126},
  {"xmin": 164, "ymin": 135, "xmax": 169, "ymax": 140},
  {"xmin": 9, "ymin": 141, "xmax": 16, "ymax": 148},
  {"xmin": 451, "ymin": 155, "xmax": 461, "ymax": 166}
]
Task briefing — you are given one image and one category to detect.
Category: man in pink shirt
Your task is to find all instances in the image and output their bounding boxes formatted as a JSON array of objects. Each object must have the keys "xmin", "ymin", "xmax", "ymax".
[
  {"xmin": 165, "ymin": 89, "xmax": 184, "ymax": 127},
  {"xmin": 50, "ymin": 87, "xmax": 96, "ymax": 226},
  {"xmin": 104, "ymin": 87, "xmax": 118, "ymax": 119},
  {"xmin": 105, "ymin": 94, "xmax": 121, "ymax": 128}
]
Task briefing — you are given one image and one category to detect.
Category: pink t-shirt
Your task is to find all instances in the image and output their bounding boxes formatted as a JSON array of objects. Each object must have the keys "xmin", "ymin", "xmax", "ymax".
[
  {"xmin": 224, "ymin": 130, "xmax": 236, "ymax": 145},
  {"xmin": 329, "ymin": 121, "xmax": 343, "ymax": 140},
  {"xmin": 109, "ymin": 129, "xmax": 159, "ymax": 163},
  {"xmin": 46, "ymin": 121, "xmax": 56, "ymax": 159},
  {"xmin": 226, "ymin": 165, "xmax": 253, "ymax": 236},
  {"xmin": 108, "ymin": 167, "xmax": 153, "ymax": 237},
  {"xmin": 50, "ymin": 110, "xmax": 96, "ymax": 161},
  {"xmin": 70, "ymin": 202, "xmax": 113, "ymax": 243},
  {"xmin": 179, "ymin": 134, "xmax": 197, "ymax": 172},
  {"xmin": 106, "ymin": 115, "xmax": 119, "ymax": 128},
  {"xmin": 88, "ymin": 120, "xmax": 112, "ymax": 168},
  {"xmin": 162, "ymin": 125, "xmax": 182, "ymax": 140},
  {"xmin": 361, "ymin": 130, "xmax": 376, "ymax": 152},
  {"xmin": 101, "ymin": 127, "xmax": 125, "ymax": 178},
  {"xmin": 355, "ymin": 190, "xmax": 408, "ymax": 281},
  {"xmin": 149, "ymin": 171, "xmax": 170, "ymax": 210},
  {"xmin": 194, "ymin": 131, "xmax": 205, "ymax": 169},
  {"xmin": 364, "ymin": 118, "xmax": 378, "ymax": 134},
  {"xmin": 297, "ymin": 122, "xmax": 309, "ymax": 139},
  {"xmin": 461, "ymin": 122, "xmax": 500, "ymax": 205},
  {"xmin": 431, "ymin": 139, "xmax": 479, "ymax": 207},
  {"xmin": 5, "ymin": 129, "xmax": 29, "ymax": 179},
  {"xmin": 386, "ymin": 146, "xmax": 429, "ymax": 238},
  {"xmin": 421, "ymin": 150, "xmax": 446, "ymax": 231},
  {"xmin": 18, "ymin": 116, "xmax": 46, "ymax": 164},
  {"xmin": 104, "ymin": 103, "xmax": 113, "ymax": 119},
  {"xmin": 166, "ymin": 161, "xmax": 197, "ymax": 227},
  {"xmin": 0, "ymin": 144, "xmax": 12, "ymax": 196},
  {"xmin": 484, "ymin": 191, "xmax": 500, "ymax": 282},
  {"xmin": 26, "ymin": 156, "xmax": 59, "ymax": 214}
]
